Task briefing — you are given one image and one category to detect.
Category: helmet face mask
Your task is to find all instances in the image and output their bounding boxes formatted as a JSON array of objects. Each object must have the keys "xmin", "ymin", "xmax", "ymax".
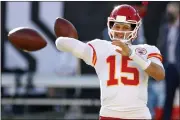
[{"xmin": 107, "ymin": 4, "xmax": 142, "ymax": 44}]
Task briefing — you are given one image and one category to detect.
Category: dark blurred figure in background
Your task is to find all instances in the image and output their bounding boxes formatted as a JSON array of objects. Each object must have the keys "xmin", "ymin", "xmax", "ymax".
[
  {"xmin": 132, "ymin": 1, "xmax": 148, "ymax": 45},
  {"xmin": 157, "ymin": 2, "xmax": 180, "ymax": 120}
]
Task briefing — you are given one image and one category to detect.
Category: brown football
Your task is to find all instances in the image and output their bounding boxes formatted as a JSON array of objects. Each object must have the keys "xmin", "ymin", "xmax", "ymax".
[
  {"xmin": 54, "ymin": 17, "xmax": 78, "ymax": 39},
  {"xmin": 8, "ymin": 27, "xmax": 47, "ymax": 52}
]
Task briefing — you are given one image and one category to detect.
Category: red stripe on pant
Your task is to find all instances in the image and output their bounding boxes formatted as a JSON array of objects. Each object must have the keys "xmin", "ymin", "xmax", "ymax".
[
  {"xmin": 99, "ymin": 116, "xmax": 148, "ymax": 120},
  {"xmin": 99, "ymin": 116, "xmax": 122, "ymax": 120}
]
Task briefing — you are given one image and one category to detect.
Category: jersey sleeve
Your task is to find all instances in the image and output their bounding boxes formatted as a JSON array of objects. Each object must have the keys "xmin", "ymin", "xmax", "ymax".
[
  {"xmin": 83, "ymin": 39, "xmax": 101, "ymax": 67},
  {"xmin": 147, "ymin": 46, "xmax": 164, "ymax": 68},
  {"xmin": 55, "ymin": 37, "xmax": 101, "ymax": 67}
]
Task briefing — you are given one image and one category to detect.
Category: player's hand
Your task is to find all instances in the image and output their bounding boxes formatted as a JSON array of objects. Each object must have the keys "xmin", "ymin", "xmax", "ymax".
[{"xmin": 112, "ymin": 40, "xmax": 131, "ymax": 56}]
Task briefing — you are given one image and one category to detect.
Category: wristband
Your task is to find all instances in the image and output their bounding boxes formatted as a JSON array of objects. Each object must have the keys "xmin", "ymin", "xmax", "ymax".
[{"xmin": 129, "ymin": 49, "xmax": 151, "ymax": 70}]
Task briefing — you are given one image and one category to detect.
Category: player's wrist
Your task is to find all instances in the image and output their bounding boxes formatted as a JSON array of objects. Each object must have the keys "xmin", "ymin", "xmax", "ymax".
[{"xmin": 129, "ymin": 49, "xmax": 151, "ymax": 70}]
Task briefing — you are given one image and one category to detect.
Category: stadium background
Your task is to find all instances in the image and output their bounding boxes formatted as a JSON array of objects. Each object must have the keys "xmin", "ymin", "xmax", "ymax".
[{"xmin": 1, "ymin": 1, "xmax": 179, "ymax": 120}]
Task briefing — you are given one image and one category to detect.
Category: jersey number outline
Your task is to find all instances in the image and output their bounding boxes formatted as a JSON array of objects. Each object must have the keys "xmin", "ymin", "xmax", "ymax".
[{"xmin": 106, "ymin": 55, "xmax": 139, "ymax": 86}]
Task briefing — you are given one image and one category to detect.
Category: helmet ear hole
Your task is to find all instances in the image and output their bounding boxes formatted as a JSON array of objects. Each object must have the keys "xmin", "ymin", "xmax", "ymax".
[
  {"xmin": 109, "ymin": 21, "xmax": 115, "ymax": 28},
  {"xmin": 131, "ymin": 24, "xmax": 136, "ymax": 30}
]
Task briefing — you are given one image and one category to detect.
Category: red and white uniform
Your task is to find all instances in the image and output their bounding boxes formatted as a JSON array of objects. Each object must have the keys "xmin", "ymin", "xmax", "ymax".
[
  {"xmin": 86, "ymin": 39, "xmax": 163, "ymax": 119},
  {"xmin": 55, "ymin": 4, "xmax": 164, "ymax": 119},
  {"xmin": 55, "ymin": 37, "xmax": 163, "ymax": 119}
]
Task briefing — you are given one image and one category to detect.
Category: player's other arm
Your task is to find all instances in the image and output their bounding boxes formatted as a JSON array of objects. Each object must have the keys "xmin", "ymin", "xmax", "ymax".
[
  {"xmin": 144, "ymin": 59, "xmax": 165, "ymax": 81},
  {"xmin": 130, "ymin": 47, "xmax": 165, "ymax": 81},
  {"xmin": 55, "ymin": 37, "xmax": 95, "ymax": 66},
  {"xmin": 112, "ymin": 40, "xmax": 165, "ymax": 81}
]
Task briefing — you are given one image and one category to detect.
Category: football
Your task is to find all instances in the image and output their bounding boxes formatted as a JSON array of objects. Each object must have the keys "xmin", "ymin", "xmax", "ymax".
[
  {"xmin": 8, "ymin": 27, "xmax": 47, "ymax": 52},
  {"xmin": 54, "ymin": 17, "xmax": 78, "ymax": 39}
]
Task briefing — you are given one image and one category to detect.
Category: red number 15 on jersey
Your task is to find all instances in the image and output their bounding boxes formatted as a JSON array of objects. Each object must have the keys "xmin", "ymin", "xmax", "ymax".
[{"xmin": 106, "ymin": 55, "xmax": 139, "ymax": 86}]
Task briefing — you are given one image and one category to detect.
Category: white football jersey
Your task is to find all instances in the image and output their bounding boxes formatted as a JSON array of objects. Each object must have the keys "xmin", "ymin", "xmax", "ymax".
[{"xmin": 83, "ymin": 39, "xmax": 163, "ymax": 119}]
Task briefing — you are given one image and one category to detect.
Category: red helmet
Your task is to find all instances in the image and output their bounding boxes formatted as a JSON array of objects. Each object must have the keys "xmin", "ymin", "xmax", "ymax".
[{"xmin": 107, "ymin": 4, "xmax": 141, "ymax": 43}]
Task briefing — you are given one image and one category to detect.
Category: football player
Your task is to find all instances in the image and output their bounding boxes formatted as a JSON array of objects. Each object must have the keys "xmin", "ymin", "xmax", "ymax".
[{"xmin": 55, "ymin": 4, "xmax": 165, "ymax": 120}]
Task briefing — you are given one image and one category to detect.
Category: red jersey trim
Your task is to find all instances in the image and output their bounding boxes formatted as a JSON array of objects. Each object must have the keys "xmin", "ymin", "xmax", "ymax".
[
  {"xmin": 88, "ymin": 43, "xmax": 97, "ymax": 66},
  {"xmin": 147, "ymin": 53, "xmax": 163, "ymax": 62}
]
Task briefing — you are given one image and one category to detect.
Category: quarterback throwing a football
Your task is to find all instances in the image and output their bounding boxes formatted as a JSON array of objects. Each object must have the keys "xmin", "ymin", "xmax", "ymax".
[{"xmin": 55, "ymin": 4, "xmax": 165, "ymax": 120}]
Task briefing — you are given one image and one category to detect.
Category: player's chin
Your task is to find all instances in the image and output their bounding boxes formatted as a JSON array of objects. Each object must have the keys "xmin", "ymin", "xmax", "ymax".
[{"xmin": 113, "ymin": 36, "xmax": 124, "ymax": 41}]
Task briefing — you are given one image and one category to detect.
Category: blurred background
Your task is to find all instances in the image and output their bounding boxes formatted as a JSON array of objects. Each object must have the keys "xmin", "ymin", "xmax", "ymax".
[{"xmin": 1, "ymin": 1, "xmax": 179, "ymax": 120}]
